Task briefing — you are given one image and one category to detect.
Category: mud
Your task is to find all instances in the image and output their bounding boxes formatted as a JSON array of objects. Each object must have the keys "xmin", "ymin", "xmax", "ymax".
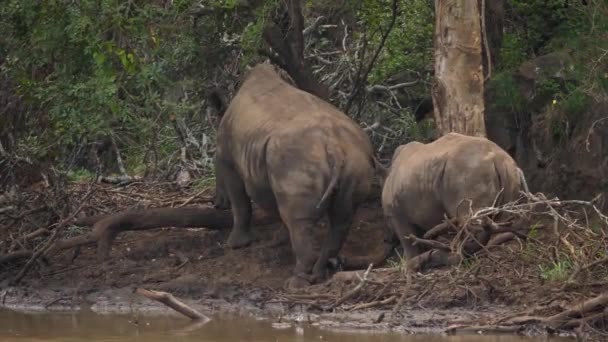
[{"xmin": 0, "ymin": 182, "xmax": 600, "ymax": 340}]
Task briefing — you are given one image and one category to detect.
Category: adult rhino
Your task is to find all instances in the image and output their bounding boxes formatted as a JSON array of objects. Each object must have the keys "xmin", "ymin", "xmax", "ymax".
[
  {"xmin": 381, "ymin": 132, "xmax": 528, "ymax": 259},
  {"xmin": 210, "ymin": 63, "xmax": 382, "ymax": 289}
]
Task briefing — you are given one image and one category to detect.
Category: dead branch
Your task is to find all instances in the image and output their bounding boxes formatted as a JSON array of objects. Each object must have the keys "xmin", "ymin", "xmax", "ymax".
[
  {"xmin": 486, "ymin": 232, "xmax": 515, "ymax": 247},
  {"xmin": 585, "ymin": 116, "xmax": 608, "ymax": 152},
  {"xmin": 135, "ymin": 288, "xmax": 210, "ymax": 321},
  {"xmin": 329, "ymin": 263, "xmax": 373, "ymax": 309},
  {"xmin": 500, "ymin": 292, "xmax": 608, "ymax": 329},
  {"xmin": 423, "ymin": 217, "xmax": 460, "ymax": 239},
  {"xmin": 366, "ymin": 80, "xmax": 419, "ymax": 94},
  {"xmin": 405, "ymin": 234, "xmax": 451, "ymax": 251},
  {"xmin": 10, "ymin": 188, "xmax": 95, "ymax": 285},
  {"xmin": 344, "ymin": 0, "xmax": 398, "ymax": 114},
  {"xmin": 345, "ymin": 295, "xmax": 396, "ymax": 311},
  {"xmin": 406, "ymin": 190, "xmax": 608, "ymax": 272},
  {"xmin": 406, "ymin": 249, "xmax": 461, "ymax": 272},
  {"xmin": 303, "ymin": 16, "xmax": 324, "ymax": 36},
  {"xmin": 110, "ymin": 133, "xmax": 129, "ymax": 178},
  {"xmin": 562, "ymin": 256, "xmax": 608, "ymax": 290},
  {"xmin": 0, "ymin": 250, "xmax": 33, "ymax": 265}
]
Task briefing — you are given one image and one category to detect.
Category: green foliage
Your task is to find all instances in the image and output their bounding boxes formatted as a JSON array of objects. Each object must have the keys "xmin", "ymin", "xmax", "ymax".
[
  {"xmin": 527, "ymin": 222, "xmax": 542, "ymax": 240},
  {"xmin": 538, "ymin": 258, "xmax": 573, "ymax": 282},
  {"xmin": 493, "ymin": 0, "xmax": 607, "ymax": 146},
  {"xmin": 361, "ymin": 0, "xmax": 434, "ymax": 83},
  {"xmin": 66, "ymin": 168, "xmax": 96, "ymax": 182},
  {"xmin": 2, "ymin": 0, "xmax": 605, "ymax": 180},
  {"xmin": 240, "ymin": 0, "xmax": 279, "ymax": 66},
  {"xmin": 497, "ymin": 33, "xmax": 527, "ymax": 72},
  {"xmin": 507, "ymin": 0, "xmax": 574, "ymax": 55},
  {"xmin": 0, "ymin": 0, "xmax": 241, "ymax": 171},
  {"xmin": 487, "ymin": 71, "xmax": 527, "ymax": 115},
  {"xmin": 192, "ymin": 174, "xmax": 217, "ymax": 192}
]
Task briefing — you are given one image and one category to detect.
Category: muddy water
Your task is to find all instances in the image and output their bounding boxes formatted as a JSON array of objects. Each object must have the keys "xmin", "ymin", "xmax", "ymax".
[{"xmin": 0, "ymin": 310, "xmax": 569, "ymax": 342}]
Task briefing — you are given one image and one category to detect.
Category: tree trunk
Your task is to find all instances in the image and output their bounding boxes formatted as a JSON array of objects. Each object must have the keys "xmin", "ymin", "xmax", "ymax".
[
  {"xmin": 479, "ymin": 0, "xmax": 504, "ymax": 76},
  {"xmin": 262, "ymin": 0, "xmax": 330, "ymax": 101},
  {"xmin": 432, "ymin": 0, "xmax": 486, "ymax": 137}
]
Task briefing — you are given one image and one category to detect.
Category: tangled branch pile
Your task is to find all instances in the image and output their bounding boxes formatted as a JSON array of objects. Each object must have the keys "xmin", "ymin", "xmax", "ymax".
[{"xmin": 272, "ymin": 191, "xmax": 608, "ymax": 337}]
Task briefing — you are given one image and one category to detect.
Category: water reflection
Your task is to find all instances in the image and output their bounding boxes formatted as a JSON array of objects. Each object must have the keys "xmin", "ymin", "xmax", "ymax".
[{"xmin": 0, "ymin": 309, "xmax": 570, "ymax": 342}]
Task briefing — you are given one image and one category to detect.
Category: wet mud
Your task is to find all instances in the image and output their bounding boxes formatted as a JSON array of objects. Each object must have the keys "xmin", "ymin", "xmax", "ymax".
[{"xmin": 0, "ymin": 183, "xmax": 597, "ymax": 340}]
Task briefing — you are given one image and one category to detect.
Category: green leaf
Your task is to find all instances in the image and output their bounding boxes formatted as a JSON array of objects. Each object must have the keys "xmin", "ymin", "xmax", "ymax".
[{"xmin": 93, "ymin": 52, "xmax": 106, "ymax": 65}]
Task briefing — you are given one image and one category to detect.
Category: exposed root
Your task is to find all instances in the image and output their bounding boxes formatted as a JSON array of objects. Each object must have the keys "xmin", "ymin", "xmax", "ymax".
[{"xmin": 60, "ymin": 206, "xmax": 278, "ymax": 259}]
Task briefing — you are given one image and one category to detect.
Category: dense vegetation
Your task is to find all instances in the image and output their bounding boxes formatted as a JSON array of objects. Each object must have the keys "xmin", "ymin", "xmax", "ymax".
[{"xmin": 0, "ymin": 0, "xmax": 606, "ymax": 187}]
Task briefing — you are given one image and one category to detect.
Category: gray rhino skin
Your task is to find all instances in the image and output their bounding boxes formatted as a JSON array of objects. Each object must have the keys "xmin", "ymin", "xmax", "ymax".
[
  {"xmin": 212, "ymin": 63, "xmax": 380, "ymax": 289},
  {"xmin": 381, "ymin": 132, "xmax": 526, "ymax": 259}
]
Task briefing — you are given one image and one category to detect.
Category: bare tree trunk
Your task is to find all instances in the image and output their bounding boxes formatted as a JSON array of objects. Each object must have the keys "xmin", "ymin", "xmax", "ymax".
[
  {"xmin": 432, "ymin": 0, "xmax": 486, "ymax": 137},
  {"xmin": 261, "ymin": 0, "xmax": 330, "ymax": 101},
  {"xmin": 479, "ymin": 0, "xmax": 504, "ymax": 76}
]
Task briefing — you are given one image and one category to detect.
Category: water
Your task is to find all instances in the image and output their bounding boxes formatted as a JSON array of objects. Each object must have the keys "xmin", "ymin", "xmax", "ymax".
[{"xmin": 0, "ymin": 310, "xmax": 569, "ymax": 342}]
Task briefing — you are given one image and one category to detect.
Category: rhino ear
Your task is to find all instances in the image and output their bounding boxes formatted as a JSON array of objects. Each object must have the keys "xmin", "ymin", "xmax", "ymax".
[{"xmin": 208, "ymin": 90, "xmax": 227, "ymax": 119}]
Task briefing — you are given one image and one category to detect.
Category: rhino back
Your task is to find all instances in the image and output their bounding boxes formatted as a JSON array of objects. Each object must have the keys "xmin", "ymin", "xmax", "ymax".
[
  {"xmin": 217, "ymin": 63, "xmax": 375, "ymax": 210},
  {"xmin": 218, "ymin": 63, "xmax": 371, "ymax": 159},
  {"xmin": 382, "ymin": 142, "xmax": 448, "ymax": 228},
  {"xmin": 383, "ymin": 133, "xmax": 522, "ymax": 229}
]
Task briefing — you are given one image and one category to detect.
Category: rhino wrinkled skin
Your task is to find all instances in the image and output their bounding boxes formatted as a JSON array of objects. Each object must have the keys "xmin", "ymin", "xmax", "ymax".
[
  {"xmin": 382, "ymin": 132, "xmax": 525, "ymax": 259},
  {"xmin": 212, "ymin": 63, "xmax": 379, "ymax": 289}
]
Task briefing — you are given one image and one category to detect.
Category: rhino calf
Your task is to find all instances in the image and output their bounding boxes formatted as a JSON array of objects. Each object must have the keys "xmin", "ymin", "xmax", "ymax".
[
  {"xmin": 381, "ymin": 132, "xmax": 526, "ymax": 259},
  {"xmin": 212, "ymin": 63, "xmax": 380, "ymax": 289}
]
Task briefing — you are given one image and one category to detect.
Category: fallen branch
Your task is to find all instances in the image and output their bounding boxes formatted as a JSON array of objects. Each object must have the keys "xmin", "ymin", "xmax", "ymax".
[
  {"xmin": 500, "ymin": 292, "xmax": 608, "ymax": 329},
  {"xmin": 345, "ymin": 295, "xmax": 396, "ymax": 311},
  {"xmin": 10, "ymin": 188, "xmax": 95, "ymax": 284},
  {"xmin": 562, "ymin": 256, "xmax": 608, "ymax": 290},
  {"xmin": 329, "ymin": 263, "xmax": 373, "ymax": 310},
  {"xmin": 423, "ymin": 217, "xmax": 460, "ymax": 239},
  {"xmin": 0, "ymin": 250, "xmax": 34, "ymax": 265},
  {"xmin": 135, "ymin": 288, "xmax": 210, "ymax": 322},
  {"xmin": 405, "ymin": 234, "xmax": 451, "ymax": 251},
  {"xmin": 406, "ymin": 249, "xmax": 461, "ymax": 272}
]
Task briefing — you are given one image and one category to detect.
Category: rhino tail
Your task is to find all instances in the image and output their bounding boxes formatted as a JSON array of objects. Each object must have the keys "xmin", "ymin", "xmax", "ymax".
[
  {"xmin": 316, "ymin": 153, "xmax": 345, "ymax": 210},
  {"xmin": 493, "ymin": 159, "xmax": 517, "ymax": 205}
]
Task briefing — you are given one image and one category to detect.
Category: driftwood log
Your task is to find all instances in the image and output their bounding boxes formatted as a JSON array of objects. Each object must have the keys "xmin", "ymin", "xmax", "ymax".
[{"xmin": 135, "ymin": 287, "xmax": 210, "ymax": 322}]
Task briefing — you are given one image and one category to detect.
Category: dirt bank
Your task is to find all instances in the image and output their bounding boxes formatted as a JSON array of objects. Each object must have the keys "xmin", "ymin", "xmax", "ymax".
[{"xmin": 0, "ymin": 182, "xmax": 605, "ymax": 340}]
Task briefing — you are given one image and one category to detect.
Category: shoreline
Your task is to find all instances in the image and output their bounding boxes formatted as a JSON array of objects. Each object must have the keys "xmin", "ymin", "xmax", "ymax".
[{"xmin": 0, "ymin": 284, "xmax": 572, "ymax": 339}]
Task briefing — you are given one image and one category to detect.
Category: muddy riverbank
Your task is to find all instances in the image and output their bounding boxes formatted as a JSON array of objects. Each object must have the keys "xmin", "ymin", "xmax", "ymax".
[
  {"xmin": 0, "ymin": 309, "xmax": 574, "ymax": 342},
  {"xmin": 1, "ymin": 182, "xmax": 606, "ymax": 340}
]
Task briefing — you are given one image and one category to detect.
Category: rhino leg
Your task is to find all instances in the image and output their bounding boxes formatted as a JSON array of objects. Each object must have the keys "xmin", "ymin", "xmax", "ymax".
[
  {"xmin": 312, "ymin": 188, "xmax": 355, "ymax": 282},
  {"xmin": 282, "ymin": 216, "xmax": 319, "ymax": 290},
  {"xmin": 217, "ymin": 161, "xmax": 254, "ymax": 249},
  {"xmin": 388, "ymin": 215, "xmax": 422, "ymax": 259}
]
